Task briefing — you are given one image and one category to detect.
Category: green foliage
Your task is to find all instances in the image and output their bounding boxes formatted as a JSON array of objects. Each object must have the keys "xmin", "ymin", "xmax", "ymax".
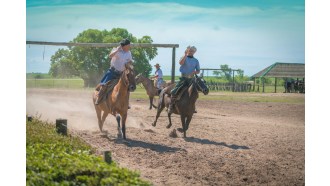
[
  {"xmin": 26, "ymin": 73, "xmax": 53, "ymax": 79},
  {"xmin": 49, "ymin": 28, "xmax": 157, "ymax": 87},
  {"xmin": 211, "ymin": 64, "xmax": 249, "ymax": 83},
  {"xmin": 26, "ymin": 118, "xmax": 151, "ymax": 186}
]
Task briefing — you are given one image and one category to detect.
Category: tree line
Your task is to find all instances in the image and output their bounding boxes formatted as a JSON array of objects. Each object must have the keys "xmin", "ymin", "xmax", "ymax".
[{"xmin": 49, "ymin": 28, "xmax": 157, "ymax": 87}]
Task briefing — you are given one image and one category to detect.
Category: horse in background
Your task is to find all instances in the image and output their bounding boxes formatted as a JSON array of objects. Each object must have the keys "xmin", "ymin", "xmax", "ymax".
[
  {"xmin": 152, "ymin": 74, "xmax": 209, "ymax": 138},
  {"xmin": 92, "ymin": 62, "xmax": 136, "ymax": 140},
  {"xmin": 135, "ymin": 73, "xmax": 173, "ymax": 109}
]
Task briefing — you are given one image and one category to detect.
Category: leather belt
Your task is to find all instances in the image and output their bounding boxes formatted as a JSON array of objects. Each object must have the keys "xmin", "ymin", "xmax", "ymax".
[{"xmin": 110, "ymin": 67, "xmax": 122, "ymax": 74}]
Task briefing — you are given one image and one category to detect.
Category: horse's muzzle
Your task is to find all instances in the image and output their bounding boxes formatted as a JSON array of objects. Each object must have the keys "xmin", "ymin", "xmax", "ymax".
[
  {"xmin": 129, "ymin": 84, "xmax": 136, "ymax": 92},
  {"xmin": 203, "ymin": 88, "xmax": 209, "ymax": 95}
]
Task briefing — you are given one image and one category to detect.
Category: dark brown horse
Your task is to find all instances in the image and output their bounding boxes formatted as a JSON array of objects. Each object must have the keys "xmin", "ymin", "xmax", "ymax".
[
  {"xmin": 135, "ymin": 73, "xmax": 172, "ymax": 109},
  {"xmin": 152, "ymin": 74, "xmax": 209, "ymax": 137},
  {"xmin": 92, "ymin": 62, "xmax": 136, "ymax": 140}
]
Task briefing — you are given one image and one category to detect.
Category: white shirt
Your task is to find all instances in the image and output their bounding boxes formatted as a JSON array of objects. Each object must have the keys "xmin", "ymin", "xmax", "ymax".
[{"xmin": 110, "ymin": 48, "xmax": 133, "ymax": 71}]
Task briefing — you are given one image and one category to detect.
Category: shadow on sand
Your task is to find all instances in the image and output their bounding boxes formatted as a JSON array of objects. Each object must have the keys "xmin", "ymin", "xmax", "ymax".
[
  {"xmin": 115, "ymin": 138, "xmax": 185, "ymax": 153},
  {"xmin": 184, "ymin": 137, "xmax": 250, "ymax": 150}
]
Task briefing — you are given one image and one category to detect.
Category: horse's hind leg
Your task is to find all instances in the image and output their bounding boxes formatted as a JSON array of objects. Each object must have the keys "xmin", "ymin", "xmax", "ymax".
[
  {"xmin": 116, "ymin": 115, "xmax": 122, "ymax": 138},
  {"xmin": 152, "ymin": 105, "xmax": 165, "ymax": 127},
  {"xmin": 121, "ymin": 113, "xmax": 128, "ymax": 140},
  {"xmin": 166, "ymin": 112, "xmax": 173, "ymax": 129}
]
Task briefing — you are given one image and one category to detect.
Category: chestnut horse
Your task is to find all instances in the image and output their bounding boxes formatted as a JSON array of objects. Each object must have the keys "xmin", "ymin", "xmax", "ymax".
[
  {"xmin": 135, "ymin": 73, "xmax": 172, "ymax": 109},
  {"xmin": 92, "ymin": 62, "xmax": 136, "ymax": 140},
  {"xmin": 152, "ymin": 74, "xmax": 209, "ymax": 138}
]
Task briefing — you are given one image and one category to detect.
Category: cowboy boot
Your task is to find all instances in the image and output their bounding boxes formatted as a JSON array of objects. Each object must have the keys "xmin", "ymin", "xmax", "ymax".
[
  {"xmin": 95, "ymin": 85, "xmax": 106, "ymax": 105},
  {"xmin": 168, "ymin": 95, "xmax": 177, "ymax": 114}
]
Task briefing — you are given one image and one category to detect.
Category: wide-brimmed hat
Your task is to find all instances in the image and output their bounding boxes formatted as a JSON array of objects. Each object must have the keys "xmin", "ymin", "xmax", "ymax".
[
  {"xmin": 154, "ymin": 63, "xmax": 160, "ymax": 67},
  {"xmin": 120, "ymin": 38, "xmax": 131, "ymax": 46}
]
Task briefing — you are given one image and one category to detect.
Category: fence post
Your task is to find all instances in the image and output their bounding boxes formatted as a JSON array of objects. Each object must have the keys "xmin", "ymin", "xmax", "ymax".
[
  {"xmin": 56, "ymin": 119, "xmax": 67, "ymax": 135},
  {"xmin": 103, "ymin": 151, "xmax": 112, "ymax": 164}
]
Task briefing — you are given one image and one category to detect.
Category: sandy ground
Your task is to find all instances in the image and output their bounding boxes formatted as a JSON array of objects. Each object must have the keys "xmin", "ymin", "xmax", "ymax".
[{"xmin": 26, "ymin": 88, "xmax": 305, "ymax": 185}]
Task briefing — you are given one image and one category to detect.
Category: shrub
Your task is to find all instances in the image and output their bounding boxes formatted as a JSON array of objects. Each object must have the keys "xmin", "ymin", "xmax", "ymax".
[{"xmin": 26, "ymin": 118, "xmax": 150, "ymax": 186}]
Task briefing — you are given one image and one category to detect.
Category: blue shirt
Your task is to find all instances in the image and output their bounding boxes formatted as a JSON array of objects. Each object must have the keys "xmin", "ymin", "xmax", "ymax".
[{"xmin": 179, "ymin": 56, "xmax": 200, "ymax": 75}]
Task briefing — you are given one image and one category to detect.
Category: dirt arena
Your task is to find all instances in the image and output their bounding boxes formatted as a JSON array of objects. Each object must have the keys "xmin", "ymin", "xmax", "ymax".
[{"xmin": 26, "ymin": 88, "xmax": 305, "ymax": 185}]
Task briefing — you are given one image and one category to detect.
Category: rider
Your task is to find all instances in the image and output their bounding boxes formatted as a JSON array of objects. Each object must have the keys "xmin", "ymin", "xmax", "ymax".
[
  {"xmin": 94, "ymin": 38, "xmax": 133, "ymax": 105},
  {"xmin": 152, "ymin": 63, "xmax": 164, "ymax": 95},
  {"xmin": 168, "ymin": 45, "xmax": 200, "ymax": 114}
]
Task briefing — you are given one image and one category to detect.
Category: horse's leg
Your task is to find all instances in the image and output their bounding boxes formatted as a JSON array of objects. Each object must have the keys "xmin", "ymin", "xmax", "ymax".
[
  {"xmin": 184, "ymin": 115, "xmax": 193, "ymax": 138},
  {"xmin": 116, "ymin": 115, "xmax": 122, "ymax": 138},
  {"xmin": 152, "ymin": 96, "xmax": 158, "ymax": 109},
  {"xmin": 94, "ymin": 105, "xmax": 103, "ymax": 132},
  {"xmin": 152, "ymin": 104, "xmax": 165, "ymax": 127},
  {"xmin": 166, "ymin": 112, "xmax": 173, "ymax": 129},
  {"xmin": 177, "ymin": 115, "xmax": 186, "ymax": 134},
  {"xmin": 100, "ymin": 111, "xmax": 109, "ymax": 132},
  {"xmin": 149, "ymin": 96, "xmax": 153, "ymax": 110},
  {"xmin": 152, "ymin": 96, "xmax": 165, "ymax": 127},
  {"xmin": 121, "ymin": 113, "xmax": 127, "ymax": 140}
]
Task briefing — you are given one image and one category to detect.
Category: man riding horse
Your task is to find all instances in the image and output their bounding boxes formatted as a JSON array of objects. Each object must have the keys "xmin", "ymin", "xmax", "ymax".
[
  {"xmin": 152, "ymin": 63, "xmax": 165, "ymax": 95},
  {"xmin": 168, "ymin": 45, "xmax": 200, "ymax": 114},
  {"xmin": 94, "ymin": 38, "xmax": 133, "ymax": 106}
]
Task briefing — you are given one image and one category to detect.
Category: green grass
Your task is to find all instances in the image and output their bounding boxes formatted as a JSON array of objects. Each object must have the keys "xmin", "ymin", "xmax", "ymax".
[
  {"xmin": 26, "ymin": 117, "xmax": 151, "ymax": 186},
  {"xmin": 26, "ymin": 78, "xmax": 304, "ymax": 104},
  {"xmin": 26, "ymin": 79, "xmax": 85, "ymax": 89}
]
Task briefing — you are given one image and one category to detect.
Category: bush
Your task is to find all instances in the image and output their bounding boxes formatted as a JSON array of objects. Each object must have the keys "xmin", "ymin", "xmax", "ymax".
[{"xmin": 26, "ymin": 118, "xmax": 150, "ymax": 186}]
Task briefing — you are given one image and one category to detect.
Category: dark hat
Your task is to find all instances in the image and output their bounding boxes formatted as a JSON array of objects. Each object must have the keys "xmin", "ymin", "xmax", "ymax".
[
  {"xmin": 120, "ymin": 38, "xmax": 131, "ymax": 46},
  {"xmin": 154, "ymin": 63, "xmax": 160, "ymax": 67}
]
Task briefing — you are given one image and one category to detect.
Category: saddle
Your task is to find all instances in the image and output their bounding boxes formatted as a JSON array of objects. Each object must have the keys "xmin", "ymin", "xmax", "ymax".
[{"xmin": 96, "ymin": 79, "xmax": 119, "ymax": 104}]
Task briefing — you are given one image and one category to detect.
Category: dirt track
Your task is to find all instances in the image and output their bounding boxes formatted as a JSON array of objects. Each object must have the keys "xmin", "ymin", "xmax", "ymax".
[{"xmin": 26, "ymin": 88, "xmax": 305, "ymax": 185}]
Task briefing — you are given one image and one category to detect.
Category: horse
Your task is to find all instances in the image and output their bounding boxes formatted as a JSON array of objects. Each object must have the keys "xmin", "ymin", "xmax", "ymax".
[
  {"xmin": 151, "ymin": 74, "xmax": 209, "ymax": 138},
  {"xmin": 92, "ymin": 62, "xmax": 136, "ymax": 140},
  {"xmin": 135, "ymin": 73, "xmax": 172, "ymax": 109}
]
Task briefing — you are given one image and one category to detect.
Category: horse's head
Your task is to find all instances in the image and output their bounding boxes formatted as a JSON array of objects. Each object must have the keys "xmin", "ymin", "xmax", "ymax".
[
  {"xmin": 135, "ymin": 73, "xmax": 143, "ymax": 84},
  {"xmin": 123, "ymin": 61, "xmax": 136, "ymax": 92},
  {"xmin": 194, "ymin": 74, "xmax": 209, "ymax": 95}
]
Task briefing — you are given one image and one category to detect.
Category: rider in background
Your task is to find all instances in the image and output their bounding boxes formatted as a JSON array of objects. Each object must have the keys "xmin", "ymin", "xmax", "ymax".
[
  {"xmin": 168, "ymin": 45, "xmax": 200, "ymax": 114},
  {"xmin": 152, "ymin": 63, "xmax": 164, "ymax": 95}
]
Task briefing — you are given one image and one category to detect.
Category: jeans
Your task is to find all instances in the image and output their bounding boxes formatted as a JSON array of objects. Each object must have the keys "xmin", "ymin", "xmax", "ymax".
[{"xmin": 100, "ymin": 68, "xmax": 121, "ymax": 85}]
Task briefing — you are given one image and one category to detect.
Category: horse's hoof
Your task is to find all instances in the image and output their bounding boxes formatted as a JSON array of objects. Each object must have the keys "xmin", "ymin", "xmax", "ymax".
[
  {"xmin": 117, "ymin": 133, "xmax": 123, "ymax": 139},
  {"xmin": 166, "ymin": 124, "xmax": 172, "ymax": 129},
  {"xmin": 152, "ymin": 122, "xmax": 156, "ymax": 127},
  {"xmin": 177, "ymin": 128, "xmax": 184, "ymax": 133}
]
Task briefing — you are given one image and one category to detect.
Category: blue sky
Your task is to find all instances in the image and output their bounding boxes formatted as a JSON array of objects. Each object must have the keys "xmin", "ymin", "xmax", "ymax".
[{"xmin": 26, "ymin": 0, "xmax": 305, "ymax": 76}]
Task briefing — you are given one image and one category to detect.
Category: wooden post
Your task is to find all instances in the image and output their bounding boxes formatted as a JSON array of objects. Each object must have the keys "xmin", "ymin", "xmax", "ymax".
[
  {"xmin": 275, "ymin": 77, "xmax": 277, "ymax": 93},
  {"xmin": 27, "ymin": 115, "xmax": 33, "ymax": 122},
  {"xmin": 262, "ymin": 78, "xmax": 265, "ymax": 93},
  {"xmin": 232, "ymin": 70, "xmax": 235, "ymax": 92},
  {"xmin": 56, "ymin": 119, "xmax": 67, "ymax": 135},
  {"xmin": 253, "ymin": 78, "xmax": 256, "ymax": 91},
  {"xmin": 171, "ymin": 47, "xmax": 176, "ymax": 84},
  {"xmin": 104, "ymin": 151, "xmax": 112, "ymax": 164}
]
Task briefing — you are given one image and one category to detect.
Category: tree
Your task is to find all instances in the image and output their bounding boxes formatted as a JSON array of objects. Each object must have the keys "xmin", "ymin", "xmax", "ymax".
[
  {"xmin": 213, "ymin": 64, "xmax": 232, "ymax": 82},
  {"xmin": 49, "ymin": 28, "xmax": 158, "ymax": 87}
]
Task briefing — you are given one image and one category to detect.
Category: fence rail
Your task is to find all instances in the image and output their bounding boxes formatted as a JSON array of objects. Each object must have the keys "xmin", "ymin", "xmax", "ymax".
[{"xmin": 27, "ymin": 79, "xmax": 290, "ymax": 93}]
